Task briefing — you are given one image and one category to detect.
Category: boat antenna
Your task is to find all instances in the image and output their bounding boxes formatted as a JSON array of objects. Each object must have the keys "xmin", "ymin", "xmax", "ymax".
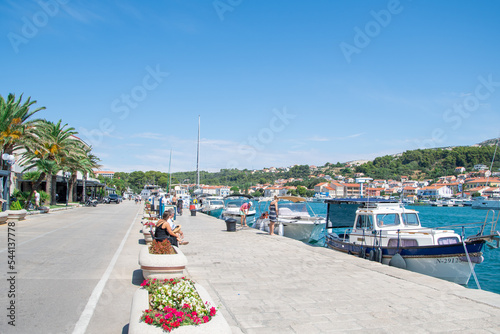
[
  {"xmin": 196, "ymin": 115, "xmax": 200, "ymax": 190},
  {"xmin": 486, "ymin": 136, "xmax": 499, "ymax": 190}
]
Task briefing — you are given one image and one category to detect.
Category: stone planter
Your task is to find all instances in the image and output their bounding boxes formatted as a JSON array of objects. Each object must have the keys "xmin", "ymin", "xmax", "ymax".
[
  {"xmin": 142, "ymin": 226, "xmax": 154, "ymax": 244},
  {"xmin": 128, "ymin": 284, "xmax": 231, "ymax": 334},
  {"xmin": 6, "ymin": 209, "xmax": 27, "ymax": 222},
  {"xmin": 39, "ymin": 206, "xmax": 50, "ymax": 214},
  {"xmin": 0, "ymin": 212, "xmax": 8, "ymax": 225},
  {"xmin": 138, "ymin": 246, "xmax": 187, "ymax": 280}
]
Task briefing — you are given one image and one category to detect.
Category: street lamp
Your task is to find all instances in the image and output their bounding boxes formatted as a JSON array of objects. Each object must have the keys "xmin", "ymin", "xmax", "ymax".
[
  {"xmin": 64, "ymin": 171, "xmax": 71, "ymax": 206},
  {"xmin": 2, "ymin": 153, "xmax": 15, "ymax": 211}
]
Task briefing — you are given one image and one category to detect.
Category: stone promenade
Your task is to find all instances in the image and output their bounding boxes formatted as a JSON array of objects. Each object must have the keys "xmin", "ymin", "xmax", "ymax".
[{"xmin": 177, "ymin": 211, "xmax": 500, "ymax": 333}]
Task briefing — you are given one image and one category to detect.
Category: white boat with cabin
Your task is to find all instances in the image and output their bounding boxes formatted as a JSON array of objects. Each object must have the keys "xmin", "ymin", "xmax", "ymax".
[
  {"xmin": 254, "ymin": 196, "xmax": 326, "ymax": 242},
  {"xmin": 325, "ymin": 199, "xmax": 500, "ymax": 285},
  {"xmin": 221, "ymin": 194, "xmax": 256, "ymax": 222},
  {"xmin": 472, "ymin": 196, "xmax": 500, "ymax": 210}
]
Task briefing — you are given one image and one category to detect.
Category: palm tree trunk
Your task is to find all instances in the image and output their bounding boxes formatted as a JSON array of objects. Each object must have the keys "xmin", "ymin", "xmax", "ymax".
[
  {"xmin": 82, "ymin": 174, "xmax": 86, "ymax": 203},
  {"xmin": 68, "ymin": 172, "xmax": 77, "ymax": 203},
  {"xmin": 48, "ymin": 173, "xmax": 58, "ymax": 205}
]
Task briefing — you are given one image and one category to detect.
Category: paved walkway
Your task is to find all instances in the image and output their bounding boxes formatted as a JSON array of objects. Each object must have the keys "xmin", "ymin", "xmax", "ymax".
[{"xmin": 176, "ymin": 211, "xmax": 500, "ymax": 333}]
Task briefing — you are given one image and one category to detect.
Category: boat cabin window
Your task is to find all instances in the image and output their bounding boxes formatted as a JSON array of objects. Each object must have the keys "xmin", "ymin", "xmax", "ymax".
[
  {"xmin": 376, "ymin": 213, "xmax": 400, "ymax": 227},
  {"xmin": 438, "ymin": 237, "xmax": 460, "ymax": 245},
  {"xmin": 355, "ymin": 215, "xmax": 373, "ymax": 230},
  {"xmin": 388, "ymin": 239, "xmax": 418, "ymax": 247},
  {"xmin": 401, "ymin": 213, "xmax": 419, "ymax": 226}
]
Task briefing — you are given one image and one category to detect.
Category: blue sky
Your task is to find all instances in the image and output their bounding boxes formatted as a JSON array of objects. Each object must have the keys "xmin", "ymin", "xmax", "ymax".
[{"xmin": 2, "ymin": 0, "xmax": 500, "ymax": 173}]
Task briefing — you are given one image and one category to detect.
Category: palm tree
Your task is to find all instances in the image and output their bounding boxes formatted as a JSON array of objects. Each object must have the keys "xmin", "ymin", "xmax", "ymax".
[
  {"xmin": 25, "ymin": 120, "xmax": 79, "ymax": 205},
  {"xmin": 0, "ymin": 93, "xmax": 45, "ymax": 170},
  {"xmin": 20, "ymin": 158, "xmax": 58, "ymax": 208},
  {"xmin": 64, "ymin": 145, "xmax": 101, "ymax": 203}
]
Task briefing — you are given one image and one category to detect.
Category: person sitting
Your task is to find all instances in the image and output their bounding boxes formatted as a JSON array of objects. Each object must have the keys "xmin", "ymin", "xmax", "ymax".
[
  {"xmin": 154, "ymin": 211, "xmax": 188, "ymax": 246},
  {"xmin": 166, "ymin": 209, "xmax": 187, "ymax": 243}
]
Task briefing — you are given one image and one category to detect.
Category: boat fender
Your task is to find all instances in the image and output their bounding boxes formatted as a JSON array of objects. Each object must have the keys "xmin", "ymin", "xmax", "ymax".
[
  {"xmin": 369, "ymin": 250, "xmax": 375, "ymax": 261},
  {"xmin": 376, "ymin": 249, "xmax": 383, "ymax": 263},
  {"xmin": 389, "ymin": 253, "xmax": 406, "ymax": 269},
  {"xmin": 358, "ymin": 247, "xmax": 364, "ymax": 258}
]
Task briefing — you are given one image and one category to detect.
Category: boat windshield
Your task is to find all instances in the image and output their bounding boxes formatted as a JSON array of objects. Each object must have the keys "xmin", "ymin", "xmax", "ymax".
[
  {"xmin": 376, "ymin": 213, "xmax": 400, "ymax": 227},
  {"xmin": 401, "ymin": 213, "xmax": 420, "ymax": 226},
  {"xmin": 226, "ymin": 199, "xmax": 248, "ymax": 208},
  {"xmin": 278, "ymin": 202, "xmax": 310, "ymax": 217},
  {"xmin": 210, "ymin": 200, "xmax": 224, "ymax": 206},
  {"xmin": 355, "ymin": 215, "xmax": 373, "ymax": 230}
]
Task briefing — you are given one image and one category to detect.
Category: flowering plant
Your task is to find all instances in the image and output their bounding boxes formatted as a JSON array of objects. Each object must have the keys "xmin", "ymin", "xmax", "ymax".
[
  {"xmin": 140, "ymin": 278, "xmax": 217, "ymax": 332},
  {"xmin": 143, "ymin": 221, "xmax": 157, "ymax": 228},
  {"xmin": 149, "ymin": 239, "xmax": 176, "ymax": 255}
]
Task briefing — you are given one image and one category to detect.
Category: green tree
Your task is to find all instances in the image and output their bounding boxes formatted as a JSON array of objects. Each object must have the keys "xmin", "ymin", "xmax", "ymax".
[{"xmin": 0, "ymin": 93, "xmax": 45, "ymax": 171}]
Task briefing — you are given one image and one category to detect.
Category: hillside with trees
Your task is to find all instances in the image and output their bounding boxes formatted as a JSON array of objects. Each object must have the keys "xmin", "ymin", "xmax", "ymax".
[
  {"xmin": 354, "ymin": 145, "xmax": 499, "ymax": 180},
  {"xmin": 102, "ymin": 141, "xmax": 499, "ymax": 194}
]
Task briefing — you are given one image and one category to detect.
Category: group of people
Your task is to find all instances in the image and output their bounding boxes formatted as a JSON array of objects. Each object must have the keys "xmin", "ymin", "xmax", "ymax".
[
  {"xmin": 239, "ymin": 196, "xmax": 278, "ymax": 236},
  {"xmin": 150, "ymin": 195, "xmax": 280, "ymax": 246}
]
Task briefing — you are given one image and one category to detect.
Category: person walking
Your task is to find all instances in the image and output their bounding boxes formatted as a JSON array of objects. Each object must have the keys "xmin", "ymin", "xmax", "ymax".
[
  {"xmin": 268, "ymin": 196, "xmax": 279, "ymax": 235},
  {"xmin": 34, "ymin": 190, "xmax": 40, "ymax": 209}
]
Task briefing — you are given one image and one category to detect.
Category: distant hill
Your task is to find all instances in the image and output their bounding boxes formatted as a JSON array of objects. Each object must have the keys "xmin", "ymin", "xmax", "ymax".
[
  {"xmin": 478, "ymin": 138, "xmax": 500, "ymax": 147},
  {"xmin": 353, "ymin": 143, "xmax": 499, "ymax": 181}
]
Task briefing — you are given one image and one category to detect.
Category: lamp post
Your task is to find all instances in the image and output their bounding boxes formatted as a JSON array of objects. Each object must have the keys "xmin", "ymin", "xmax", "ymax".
[
  {"xmin": 64, "ymin": 171, "xmax": 71, "ymax": 206},
  {"xmin": 2, "ymin": 153, "xmax": 16, "ymax": 211}
]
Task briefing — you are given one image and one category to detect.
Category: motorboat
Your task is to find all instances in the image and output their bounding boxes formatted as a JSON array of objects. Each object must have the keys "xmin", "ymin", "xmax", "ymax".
[
  {"xmin": 221, "ymin": 194, "xmax": 256, "ymax": 222},
  {"xmin": 472, "ymin": 196, "xmax": 500, "ymax": 210},
  {"xmin": 200, "ymin": 196, "xmax": 225, "ymax": 217},
  {"xmin": 140, "ymin": 185, "xmax": 162, "ymax": 200},
  {"xmin": 325, "ymin": 198, "xmax": 500, "ymax": 285},
  {"xmin": 254, "ymin": 196, "xmax": 326, "ymax": 242}
]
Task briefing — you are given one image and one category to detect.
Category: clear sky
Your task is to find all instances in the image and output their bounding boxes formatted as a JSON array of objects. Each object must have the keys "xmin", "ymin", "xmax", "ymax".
[{"xmin": 2, "ymin": 0, "xmax": 500, "ymax": 173}]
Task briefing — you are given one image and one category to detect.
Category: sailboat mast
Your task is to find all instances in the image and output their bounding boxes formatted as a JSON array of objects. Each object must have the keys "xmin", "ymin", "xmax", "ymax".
[
  {"xmin": 196, "ymin": 115, "xmax": 200, "ymax": 190},
  {"xmin": 168, "ymin": 148, "xmax": 172, "ymax": 193}
]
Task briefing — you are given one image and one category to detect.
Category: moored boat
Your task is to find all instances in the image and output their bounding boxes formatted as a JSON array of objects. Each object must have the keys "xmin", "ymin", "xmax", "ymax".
[
  {"xmin": 325, "ymin": 198, "xmax": 500, "ymax": 285},
  {"xmin": 200, "ymin": 196, "xmax": 225, "ymax": 217},
  {"xmin": 254, "ymin": 196, "xmax": 326, "ymax": 242},
  {"xmin": 472, "ymin": 196, "xmax": 500, "ymax": 210},
  {"xmin": 221, "ymin": 194, "xmax": 256, "ymax": 223}
]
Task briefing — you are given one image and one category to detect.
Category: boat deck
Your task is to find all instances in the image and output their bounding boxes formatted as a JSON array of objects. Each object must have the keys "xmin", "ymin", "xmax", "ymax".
[{"xmin": 179, "ymin": 212, "xmax": 500, "ymax": 333}]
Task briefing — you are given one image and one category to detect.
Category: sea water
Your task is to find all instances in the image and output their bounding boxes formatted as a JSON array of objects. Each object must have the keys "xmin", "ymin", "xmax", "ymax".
[{"xmin": 245, "ymin": 201, "xmax": 500, "ymax": 295}]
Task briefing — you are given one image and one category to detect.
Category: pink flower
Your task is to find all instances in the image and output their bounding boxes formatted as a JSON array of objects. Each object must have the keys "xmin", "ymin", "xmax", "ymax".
[{"xmin": 203, "ymin": 316, "xmax": 209, "ymax": 323}]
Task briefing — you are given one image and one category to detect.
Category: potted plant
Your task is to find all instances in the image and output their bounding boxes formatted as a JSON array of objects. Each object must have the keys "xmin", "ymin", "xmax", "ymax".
[
  {"xmin": 142, "ymin": 221, "xmax": 156, "ymax": 244},
  {"xmin": 128, "ymin": 278, "xmax": 231, "ymax": 333},
  {"xmin": 6, "ymin": 200, "xmax": 27, "ymax": 222},
  {"xmin": 0, "ymin": 200, "xmax": 7, "ymax": 224},
  {"xmin": 138, "ymin": 239, "xmax": 188, "ymax": 280}
]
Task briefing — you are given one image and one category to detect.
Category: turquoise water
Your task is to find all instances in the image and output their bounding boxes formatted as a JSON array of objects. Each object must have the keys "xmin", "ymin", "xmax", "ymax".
[
  {"xmin": 243, "ymin": 201, "xmax": 500, "ymax": 295},
  {"xmin": 408, "ymin": 205, "xmax": 500, "ymax": 294}
]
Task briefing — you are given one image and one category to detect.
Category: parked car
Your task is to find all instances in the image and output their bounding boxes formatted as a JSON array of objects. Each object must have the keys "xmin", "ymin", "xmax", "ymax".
[{"xmin": 107, "ymin": 193, "xmax": 122, "ymax": 204}]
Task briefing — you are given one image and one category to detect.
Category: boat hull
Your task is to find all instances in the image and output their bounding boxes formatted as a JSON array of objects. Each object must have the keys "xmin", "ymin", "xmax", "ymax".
[
  {"xmin": 256, "ymin": 218, "xmax": 326, "ymax": 242},
  {"xmin": 326, "ymin": 235, "xmax": 485, "ymax": 285}
]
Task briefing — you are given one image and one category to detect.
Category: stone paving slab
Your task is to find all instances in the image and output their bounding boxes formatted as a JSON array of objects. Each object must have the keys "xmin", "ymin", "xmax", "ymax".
[{"xmin": 175, "ymin": 211, "xmax": 500, "ymax": 333}]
